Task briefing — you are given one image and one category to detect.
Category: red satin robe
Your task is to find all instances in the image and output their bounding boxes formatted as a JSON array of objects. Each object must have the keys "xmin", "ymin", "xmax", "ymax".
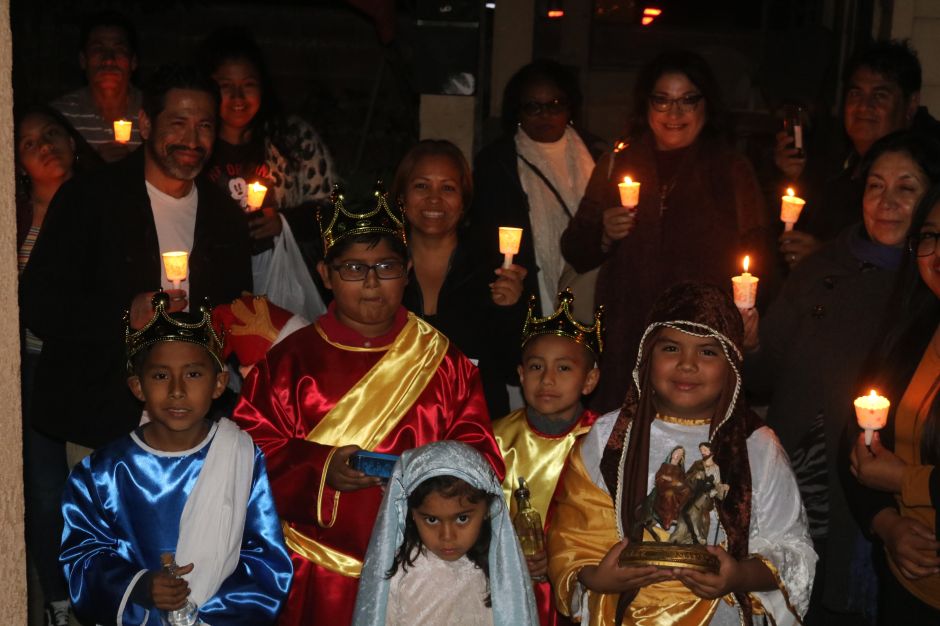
[{"xmin": 233, "ymin": 306, "xmax": 505, "ymax": 625}]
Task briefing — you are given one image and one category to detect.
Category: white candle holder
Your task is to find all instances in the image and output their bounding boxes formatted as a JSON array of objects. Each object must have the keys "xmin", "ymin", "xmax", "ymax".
[
  {"xmin": 498, "ymin": 227, "xmax": 523, "ymax": 269},
  {"xmin": 162, "ymin": 251, "xmax": 188, "ymax": 291}
]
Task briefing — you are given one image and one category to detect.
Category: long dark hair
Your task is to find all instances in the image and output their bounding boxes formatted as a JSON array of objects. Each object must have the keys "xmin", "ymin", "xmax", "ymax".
[
  {"xmin": 197, "ymin": 28, "xmax": 295, "ymax": 164},
  {"xmin": 387, "ymin": 475, "xmax": 495, "ymax": 607},
  {"xmin": 14, "ymin": 104, "xmax": 102, "ymax": 200},
  {"xmin": 857, "ymin": 131, "xmax": 940, "ymax": 187},
  {"xmin": 629, "ymin": 50, "xmax": 726, "ymax": 140},
  {"xmin": 860, "ymin": 184, "xmax": 940, "ymax": 463}
]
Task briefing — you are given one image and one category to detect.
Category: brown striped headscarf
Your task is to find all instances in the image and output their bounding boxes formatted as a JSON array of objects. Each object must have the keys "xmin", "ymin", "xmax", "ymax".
[{"xmin": 599, "ymin": 282, "xmax": 763, "ymax": 624}]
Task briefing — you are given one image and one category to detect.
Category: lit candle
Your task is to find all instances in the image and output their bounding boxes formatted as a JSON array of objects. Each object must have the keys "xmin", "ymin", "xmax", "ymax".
[
  {"xmin": 854, "ymin": 389, "xmax": 890, "ymax": 446},
  {"xmin": 162, "ymin": 251, "xmax": 188, "ymax": 291},
  {"xmin": 113, "ymin": 119, "xmax": 132, "ymax": 143},
  {"xmin": 246, "ymin": 182, "xmax": 268, "ymax": 212},
  {"xmin": 780, "ymin": 188, "xmax": 806, "ymax": 232},
  {"xmin": 498, "ymin": 227, "xmax": 523, "ymax": 269},
  {"xmin": 731, "ymin": 255, "xmax": 759, "ymax": 310},
  {"xmin": 618, "ymin": 176, "xmax": 641, "ymax": 209}
]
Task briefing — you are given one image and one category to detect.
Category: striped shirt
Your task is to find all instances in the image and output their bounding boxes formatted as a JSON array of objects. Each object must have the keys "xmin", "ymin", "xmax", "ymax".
[
  {"xmin": 18, "ymin": 225, "xmax": 43, "ymax": 354},
  {"xmin": 51, "ymin": 86, "xmax": 142, "ymax": 157}
]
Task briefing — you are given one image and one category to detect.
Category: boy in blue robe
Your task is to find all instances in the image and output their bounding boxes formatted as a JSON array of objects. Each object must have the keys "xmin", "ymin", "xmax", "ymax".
[{"xmin": 60, "ymin": 293, "xmax": 293, "ymax": 625}]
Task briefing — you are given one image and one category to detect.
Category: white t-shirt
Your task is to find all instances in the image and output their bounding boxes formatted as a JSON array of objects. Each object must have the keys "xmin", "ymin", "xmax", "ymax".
[{"xmin": 146, "ymin": 181, "xmax": 198, "ymax": 304}]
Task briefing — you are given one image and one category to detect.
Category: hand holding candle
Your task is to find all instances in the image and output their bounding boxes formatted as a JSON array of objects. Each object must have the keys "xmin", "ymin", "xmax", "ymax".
[
  {"xmin": 731, "ymin": 255, "xmax": 759, "ymax": 310},
  {"xmin": 246, "ymin": 182, "xmax": 268, "ymax": 212},
  {"xmin": 162, "ymin": 251, "xmax": 189, "ymax": 291},
  {"xmin": 618, "ymin": 176, "xmax": 641, "ymax": 209},
  {"xmin": 780, "ymin": 188, "xmax": 806, "ymax": 232},
  {"xmin": 854, "ymin": 389, "xmax": 890, "ymax": 446},
  {"xmin": 498, "ymin": 227, "xmax": 523, "ymax": 269},
  {"xmin": 113, "ymin": 119, "xmax": 132, "ymax": 144}
]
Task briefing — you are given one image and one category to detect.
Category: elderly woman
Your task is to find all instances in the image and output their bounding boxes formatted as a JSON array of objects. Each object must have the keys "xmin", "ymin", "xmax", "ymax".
[
  {"xmin": 393, "ymin": 140, "xmax": 527, "ymax": 417},
  {"xmin": 561, "ymin": 50, "xmax": 771, "ymax": 413},
  {"xmin": 470, "ymin": 60, "xmax": 602, "ymax": 319},
  {"xmin": 745, "ymin": 131, "xmax": 940, "ymax": 624},
  {"xmin": 845, "ymin": 183, "xmax": 940, "ymax": 624}
]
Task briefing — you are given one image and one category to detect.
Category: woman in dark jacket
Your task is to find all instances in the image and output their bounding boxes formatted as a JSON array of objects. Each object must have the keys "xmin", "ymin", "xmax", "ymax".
[{"xmin": 561, "ymin": 50, "xmax": 772, "ymax": 413}]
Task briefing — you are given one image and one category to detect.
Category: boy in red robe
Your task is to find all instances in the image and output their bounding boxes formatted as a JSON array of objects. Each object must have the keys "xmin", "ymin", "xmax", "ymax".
[{"xmin": 233, "ymin": 186, "xmax": 504, "ymax": 625}]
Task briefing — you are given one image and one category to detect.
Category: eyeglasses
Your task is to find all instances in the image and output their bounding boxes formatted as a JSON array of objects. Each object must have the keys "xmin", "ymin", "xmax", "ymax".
[
  {"xmin": 330, "ymin": 260, "xmax": 406, "ymax": 281},
  {"xmin": 909, "ymin": 231, "xmax": 940, "ymax": 257},
  {"xmin": 648, "ymin": 94, "xmax": 704, "ymax": 113},
  {"xmin": 520, "ymin": 98, "xmax": 570, "ymax": 117}
]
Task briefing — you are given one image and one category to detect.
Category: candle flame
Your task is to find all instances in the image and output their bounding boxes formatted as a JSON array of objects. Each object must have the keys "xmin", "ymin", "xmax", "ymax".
[
  {"xmin": 743, "ymin": 255, "xmax": 750, "ymax": 272},
  {"xmin": 869, "ymin": 389, "xmax": 878, "ymax": 398},
  {"xmin": 250, "ymin": 182, "xmax": 267, "ymax": 193},
  {"xmin": 624, "ymin": 176, "xmax": 632, "ymax": 184},
  {"xmin": 786, "ymin": 187, "xmax": 795, "ymax": 198}
]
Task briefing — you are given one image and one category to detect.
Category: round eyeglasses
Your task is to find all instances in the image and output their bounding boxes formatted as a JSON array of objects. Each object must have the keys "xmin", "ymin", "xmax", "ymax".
[
  {"xmin": 909, "ymin": 231, "xmax": 940, "ymax": 257},
  {"xmin": 520, "ymin": 98, "xmax": 570, "ymax": 117},
  {"xmin": 330, "ymin": 261, "xmax": 406, "ymax": 281},
  {"xmin": 648, "ymin": 94, "xmax": 704, "ymax": 113}
]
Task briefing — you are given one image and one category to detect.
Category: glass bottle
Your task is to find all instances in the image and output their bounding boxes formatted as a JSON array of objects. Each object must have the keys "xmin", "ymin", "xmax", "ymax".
[
  {"xmin": 783, "ymin": 104, "xmax": 805, "ymax": 159},
  {"xmin": 512, "ymin": 477, "xmax": 546, "ymax": 581},
  {"xmin": 160, "ymin": 553, "xmax": 200, "ymax": 626}
]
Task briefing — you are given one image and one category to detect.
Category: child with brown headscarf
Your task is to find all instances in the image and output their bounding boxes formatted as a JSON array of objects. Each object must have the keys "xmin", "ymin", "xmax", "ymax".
[{"xmin": 547, "ymin": 282, "xmax": 815, "ymax": 625}]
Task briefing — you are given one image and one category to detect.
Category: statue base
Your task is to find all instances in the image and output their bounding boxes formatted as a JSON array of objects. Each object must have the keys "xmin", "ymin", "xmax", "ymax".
[{"xmin": 618, "ymin": 541, "xmax": 720, "ymax": 574}]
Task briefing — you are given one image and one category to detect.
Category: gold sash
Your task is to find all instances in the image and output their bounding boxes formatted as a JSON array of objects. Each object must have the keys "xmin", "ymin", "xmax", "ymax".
[{"xmin": 282, "ymin": 314, "xmax": 449, "ymax": 577}]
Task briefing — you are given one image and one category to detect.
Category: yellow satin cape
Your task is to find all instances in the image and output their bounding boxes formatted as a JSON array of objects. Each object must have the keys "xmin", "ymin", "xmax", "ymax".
[
  {"xmin": 282, "ymin": 314, "xmax": 449, "ymax": 577},
  {"xmin": 547, "ymin": 439, "xmax": 725, "ymax": 625},
  {"xmin": 494, "ymin": 408, "xmax": 593, "ymax": 521}
]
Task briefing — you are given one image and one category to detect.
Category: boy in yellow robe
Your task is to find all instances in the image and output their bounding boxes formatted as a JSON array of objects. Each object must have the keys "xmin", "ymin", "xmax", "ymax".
[{"xmin": 494, "ymin": 290, "xmax": 602, "ymax": 625}]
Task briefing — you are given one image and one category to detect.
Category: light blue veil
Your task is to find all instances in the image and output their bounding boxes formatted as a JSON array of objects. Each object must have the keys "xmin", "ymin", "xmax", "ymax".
[{"xmin": 352, "ymin": 441, "xmax": 538, "ymax": 625}]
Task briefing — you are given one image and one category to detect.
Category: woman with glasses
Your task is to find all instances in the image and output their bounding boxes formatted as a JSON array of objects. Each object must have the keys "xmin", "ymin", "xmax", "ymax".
[
  {"xmin": 392, "ymin": 140, "xmax": 527, "ymax": 417},
  {"xmin": 744, "ymin": 131, "xmax": 940, "ymax": 625},
  {"xmin": 561, "ymin": 50, "xmax": 771, "ymax": 413},
  {"xmin": 845, "ymin": 182, "xmax": 940, "ymax": 623},
  {"xmin": 470, "ymin": 60, "xmax": 604, "ymax": 321}
]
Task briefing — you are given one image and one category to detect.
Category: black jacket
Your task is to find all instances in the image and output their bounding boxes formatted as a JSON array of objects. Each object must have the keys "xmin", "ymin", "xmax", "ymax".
[{"xmin": 20, "ymin": 148, "xmax": 252, "ymax": 447}]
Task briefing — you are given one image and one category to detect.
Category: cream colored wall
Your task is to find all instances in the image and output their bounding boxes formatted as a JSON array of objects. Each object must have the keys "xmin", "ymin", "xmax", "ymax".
[
  {"xmin": 891, "ymin": 0, "xmax": 940, "ymax": 113},
  {"xmin": 0, "ymin": 0, "xmax": 28, "ymax": 620}
]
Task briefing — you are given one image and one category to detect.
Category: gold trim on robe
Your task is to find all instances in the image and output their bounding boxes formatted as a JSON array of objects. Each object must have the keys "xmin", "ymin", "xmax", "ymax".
[
  {"xmin": 494, "ymin": 408, "xmax": 593, "ymax": 521},
  {"xmin": 547, "ymin": 440, "xmax": 724, "ymax": 625},
  {"xmin": 282, "ymin": 313, "xmax": 450, "ymax": 577}
]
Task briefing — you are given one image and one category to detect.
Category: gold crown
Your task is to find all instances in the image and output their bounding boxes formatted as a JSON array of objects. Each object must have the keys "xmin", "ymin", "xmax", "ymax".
[
  {"xmin": 317, "ymin": 183, "xmax": 406, "ymax": 254},
  {"xmin": 125, "ymin": 292, "xmax": 225, "ymax": 371},
  {"xmin": 521, "ymin": 289, "xmax": 604, "ymax": 356}
]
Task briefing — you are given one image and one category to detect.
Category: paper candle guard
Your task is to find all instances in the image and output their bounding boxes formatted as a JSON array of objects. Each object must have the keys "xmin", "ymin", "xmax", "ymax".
[
  {"xmin": 732, "ymin": 257, "xmax": 758, "ymax": 310},
  {"xmin": 113, "ymin": 120, "xmax": 132, "ymax": 143},
  {"xmin": 498, "ymin": 227, "xmax": 523, "ymax": 268},
  {"xmin": 618, "ymin": 177, "xmax": 641, "ymax": 208},
  {"xmin": 246, "ymin": 182, "xmax": 268, "ymax": 211},
  {"xmin": 162, "ymin": 251, "xmax": 188, "ymax": 289},
  {"xmin": 780, "ymin": 189, "xmax": 805, "ymax": 231},
  {"xmin": 854, "ymin": 390, "xmax": 890, "ymax": 446}
]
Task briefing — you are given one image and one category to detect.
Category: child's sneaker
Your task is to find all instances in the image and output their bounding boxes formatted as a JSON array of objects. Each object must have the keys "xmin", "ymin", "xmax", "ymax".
[{"xmin": 45, "ymin": 600, "xmax": 69, "ymax": 626}]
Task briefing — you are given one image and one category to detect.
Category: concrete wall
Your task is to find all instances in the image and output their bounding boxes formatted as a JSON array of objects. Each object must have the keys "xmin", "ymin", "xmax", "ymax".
[
  {"xmin": 891, "ymin": 0, "xmax": 940, "ymax": 113},
  {"xmin": 0, "ymin": 0, "xmax": 28, "ymax": 619}
]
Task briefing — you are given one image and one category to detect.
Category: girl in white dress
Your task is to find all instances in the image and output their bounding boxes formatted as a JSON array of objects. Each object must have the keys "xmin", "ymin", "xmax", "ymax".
[{"xmin": 353, "ymin": 441, "xmax": 539, "ymax": 626}]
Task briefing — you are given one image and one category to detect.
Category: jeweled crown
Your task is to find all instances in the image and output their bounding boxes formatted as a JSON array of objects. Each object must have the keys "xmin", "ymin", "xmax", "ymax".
[
  {"xmin": 521, "ymin": 289, "xmax": 604, "ymax": 356},
  {"xmin": 317, "ymin": 183, "xmax": 406, "ymax": 254},
  {"xmin": 125, "ymin": 292, "xmax": 225, "ymax": 371}
]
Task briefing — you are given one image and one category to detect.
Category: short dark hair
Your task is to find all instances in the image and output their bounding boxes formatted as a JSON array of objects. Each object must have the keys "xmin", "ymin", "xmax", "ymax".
[
  {"xmin": 390, "ymin": 139, "xmax": 473, "ymax": 212},
  {"xmin": 141, "ymin": 64, "xmax": 220, "ymax": 121},
  {"xmin": 630, "ymin": 50, "xmax": 725, "ymax": 139},
  {"xmin": 844, "ymin": 39, "xmax": 922, "ymax": 98},
  {"xmin": 129, "ymin": 339, "xmax": 223, "ymax": 377},
  {"xmin": 79, "ymin": 10, "xmax": 138, "ymax": 56},
  {"xmin": 521, "ymin": 333, "xmax": 597, "ymax": 369},
  {"xmin": 501, "ymin": 59, "xmax": 582, "ymax": 135},
  {"xmin": 323, "ymin": 232, "xmax": 408, "ymax": 265},
  {"xmin": 859, "ymin": 130, "xmax": 940, "ymax": 185}
]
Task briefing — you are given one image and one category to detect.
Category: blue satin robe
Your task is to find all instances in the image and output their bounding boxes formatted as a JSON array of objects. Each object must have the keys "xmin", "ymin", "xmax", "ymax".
[{"xmin": 60, "ymin": 424, "xmax": 293, "ymax": 625}]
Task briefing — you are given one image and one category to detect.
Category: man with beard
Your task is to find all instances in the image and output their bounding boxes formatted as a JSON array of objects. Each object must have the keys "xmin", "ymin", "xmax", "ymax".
[
  {"xmin": 21, "ymin": 64, "xmax": 251, "ymax": 456},
  {"xmin": 52, "ymin": 10, "xmax": 143, "ymax": 162}
]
